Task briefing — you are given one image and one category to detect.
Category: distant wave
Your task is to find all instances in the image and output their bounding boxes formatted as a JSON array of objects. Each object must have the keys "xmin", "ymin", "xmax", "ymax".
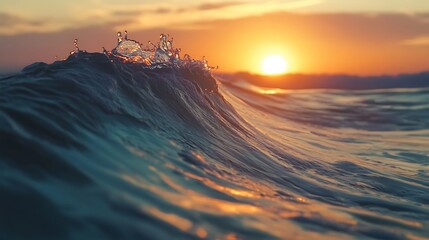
[{"xmin": 222, "ymin": 71, "xmax": 429, "ymax": 90}]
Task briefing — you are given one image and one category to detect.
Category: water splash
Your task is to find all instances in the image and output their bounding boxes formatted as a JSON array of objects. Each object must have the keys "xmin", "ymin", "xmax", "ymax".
[
  {"xmin": 68, "ymin": 31, "xmax": 218, "ymax": 71},
  {"xmin": 73, "ymin": 31, "xmax": 218, "ymax": 70},
  {"xmin": 110, "ymin": 32, "xmax": 177, "ymax": 66},
  {"xmin": 117, "ymin": 31, "xmax": 123, "ymax": 43},
  {"xmin": 69, "ymin": 39, "xmax": 80, "ymax": 55}
]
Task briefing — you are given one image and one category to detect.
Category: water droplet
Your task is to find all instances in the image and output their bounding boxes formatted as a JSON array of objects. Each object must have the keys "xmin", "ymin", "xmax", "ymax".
[
  {"xmin": 159, "ymin": 34, "xmax": 170, "ymax": 53},
  {"xmin": 69, "ymin": 38, "xmax": 80, "ymax": 55},
  {"xmin": 174, "ymin": 48, "xmax": 181, "ymax": 60},
  {"xmin": 117, "ymin": 32, "xmax": 123, "ymax": 43},
  {"xmin": 148, "ymin": 41, "xmax": 156, "ymax": 50},
  {"xmin": 202, "ymin": 56, "xmax": 209, "ymax": 69},
  {"xmin": 183, "ymin": 54, "xmax": 192, "ymax": 62}
]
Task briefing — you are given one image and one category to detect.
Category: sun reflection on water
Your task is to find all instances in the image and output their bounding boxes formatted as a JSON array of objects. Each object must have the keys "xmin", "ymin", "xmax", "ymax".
[{"xmin": 119, "ymin": 163, "xmax": 369, "ymax": 239}]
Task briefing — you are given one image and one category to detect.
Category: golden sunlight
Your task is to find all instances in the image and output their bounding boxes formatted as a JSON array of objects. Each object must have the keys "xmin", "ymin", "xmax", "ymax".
[{"xmin": 261, "ymin": 55, "xmax": 288, "ymax": 75}]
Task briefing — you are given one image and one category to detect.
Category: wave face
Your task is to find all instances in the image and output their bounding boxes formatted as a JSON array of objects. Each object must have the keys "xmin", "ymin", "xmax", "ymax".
[{"xmin": 1, "ymin": 53, "xmax": 429, "ymax": 240}]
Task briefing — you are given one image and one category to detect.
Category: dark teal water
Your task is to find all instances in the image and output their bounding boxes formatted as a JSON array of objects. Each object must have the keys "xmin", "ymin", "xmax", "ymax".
[{"xmin": 1, "ymin": 53, "xmax": 428, "ymax": 240}]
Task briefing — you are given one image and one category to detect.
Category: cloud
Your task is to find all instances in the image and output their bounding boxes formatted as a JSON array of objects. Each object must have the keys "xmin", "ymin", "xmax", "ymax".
[
  {"xmin": 153, "ymin": 7, "xmax": 173, "ymax": 14},
  {"xmin": 121, "ymin": 0, "xmax": 324, "ymax": 32},
  {"xmin": 112, "ymin": 10, "xmax": 142, "ymax": 17},
  {"xmin": 415, "ymin": 13, "xmax": 429, "ymax": 23},
  {"xmin": 196, "ymin": 2, "xmax": 244, "ymax": 11},
  {"xmin": 0, "ymin": 12, "xmax": 51, "ymax": 35},
  {"xmin": 112, "ymin": 7, "xmax": 173, "ymax": 16},
  {"xmin": 0, "ymin": 12, "xmax": 44, "ymax": 27},
  {"xmin": 176, "ymin": 1, "xmax": 244, "ymax": 13},
  {"xmin": 401, "ymin": 36, "xmax": 429, "ymax": 46},
  {"xmin": 0, "ymin": 0, "xmax": 323, "ymax": 36},
  {"xmin": 113, "ymin": 2, "xmax": 243, "ymax": 17}
]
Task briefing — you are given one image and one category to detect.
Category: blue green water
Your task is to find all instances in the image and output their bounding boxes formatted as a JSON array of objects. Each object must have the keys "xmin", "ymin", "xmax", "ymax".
[{"xmin": 0, "ymin": 51, "xmax": 428, "ymax": 240}]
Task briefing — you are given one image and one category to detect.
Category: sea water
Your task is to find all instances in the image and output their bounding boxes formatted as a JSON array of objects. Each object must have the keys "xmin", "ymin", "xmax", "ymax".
[{"xmin": 0, "ymin": 34, "xmax": 428, "ymax": 240}]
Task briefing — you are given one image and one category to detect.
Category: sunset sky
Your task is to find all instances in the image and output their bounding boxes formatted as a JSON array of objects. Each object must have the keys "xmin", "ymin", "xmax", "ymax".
[{"xmin": 1, "ymin": 0, "xmax": 429, "ymax": 75}]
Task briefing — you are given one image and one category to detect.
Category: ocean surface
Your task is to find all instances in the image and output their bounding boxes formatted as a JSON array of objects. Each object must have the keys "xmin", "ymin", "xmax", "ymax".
[{"xmin": 1, "ymin": 52, "xmax": 429, "ymax": 240}]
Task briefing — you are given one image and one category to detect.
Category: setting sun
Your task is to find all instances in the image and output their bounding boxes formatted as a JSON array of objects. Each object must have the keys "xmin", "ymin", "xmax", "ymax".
[{"xmin": 262, "ymin": 55, "xmax": 288, "ymax": 75}]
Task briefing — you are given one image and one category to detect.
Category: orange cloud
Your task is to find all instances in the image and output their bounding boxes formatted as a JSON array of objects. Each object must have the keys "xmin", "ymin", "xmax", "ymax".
[{"xmin": 401, "ymin": 36, "xmax": 429, "ymax": 46}]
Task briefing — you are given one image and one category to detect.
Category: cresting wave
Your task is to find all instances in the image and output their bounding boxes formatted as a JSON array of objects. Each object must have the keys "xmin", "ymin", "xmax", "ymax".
[{"xmin": 1, "ymin": 34, "xmax": 429, "ymax": 240}]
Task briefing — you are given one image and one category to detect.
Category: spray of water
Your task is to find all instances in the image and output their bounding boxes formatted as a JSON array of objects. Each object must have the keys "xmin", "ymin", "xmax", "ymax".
[{"xmin": 70, "ymin": 31, "xmax": 218, "ymax": 70}]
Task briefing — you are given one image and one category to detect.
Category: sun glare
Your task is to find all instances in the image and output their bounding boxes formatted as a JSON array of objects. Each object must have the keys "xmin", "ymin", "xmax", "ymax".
[{"xmin": 262, "ymin": 55, "xmax": 287, "ymax": 75}]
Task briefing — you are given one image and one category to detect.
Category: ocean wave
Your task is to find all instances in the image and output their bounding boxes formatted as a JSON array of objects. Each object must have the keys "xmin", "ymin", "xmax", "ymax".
[{"xmin": 1, "ymin": 40, "xmax": 429, "ymax": 239}]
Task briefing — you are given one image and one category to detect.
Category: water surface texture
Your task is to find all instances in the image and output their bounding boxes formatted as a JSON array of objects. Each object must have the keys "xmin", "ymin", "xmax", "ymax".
[{"xmin": 1, "ymin": 50, "xmax": 429, "ymax": 240}]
